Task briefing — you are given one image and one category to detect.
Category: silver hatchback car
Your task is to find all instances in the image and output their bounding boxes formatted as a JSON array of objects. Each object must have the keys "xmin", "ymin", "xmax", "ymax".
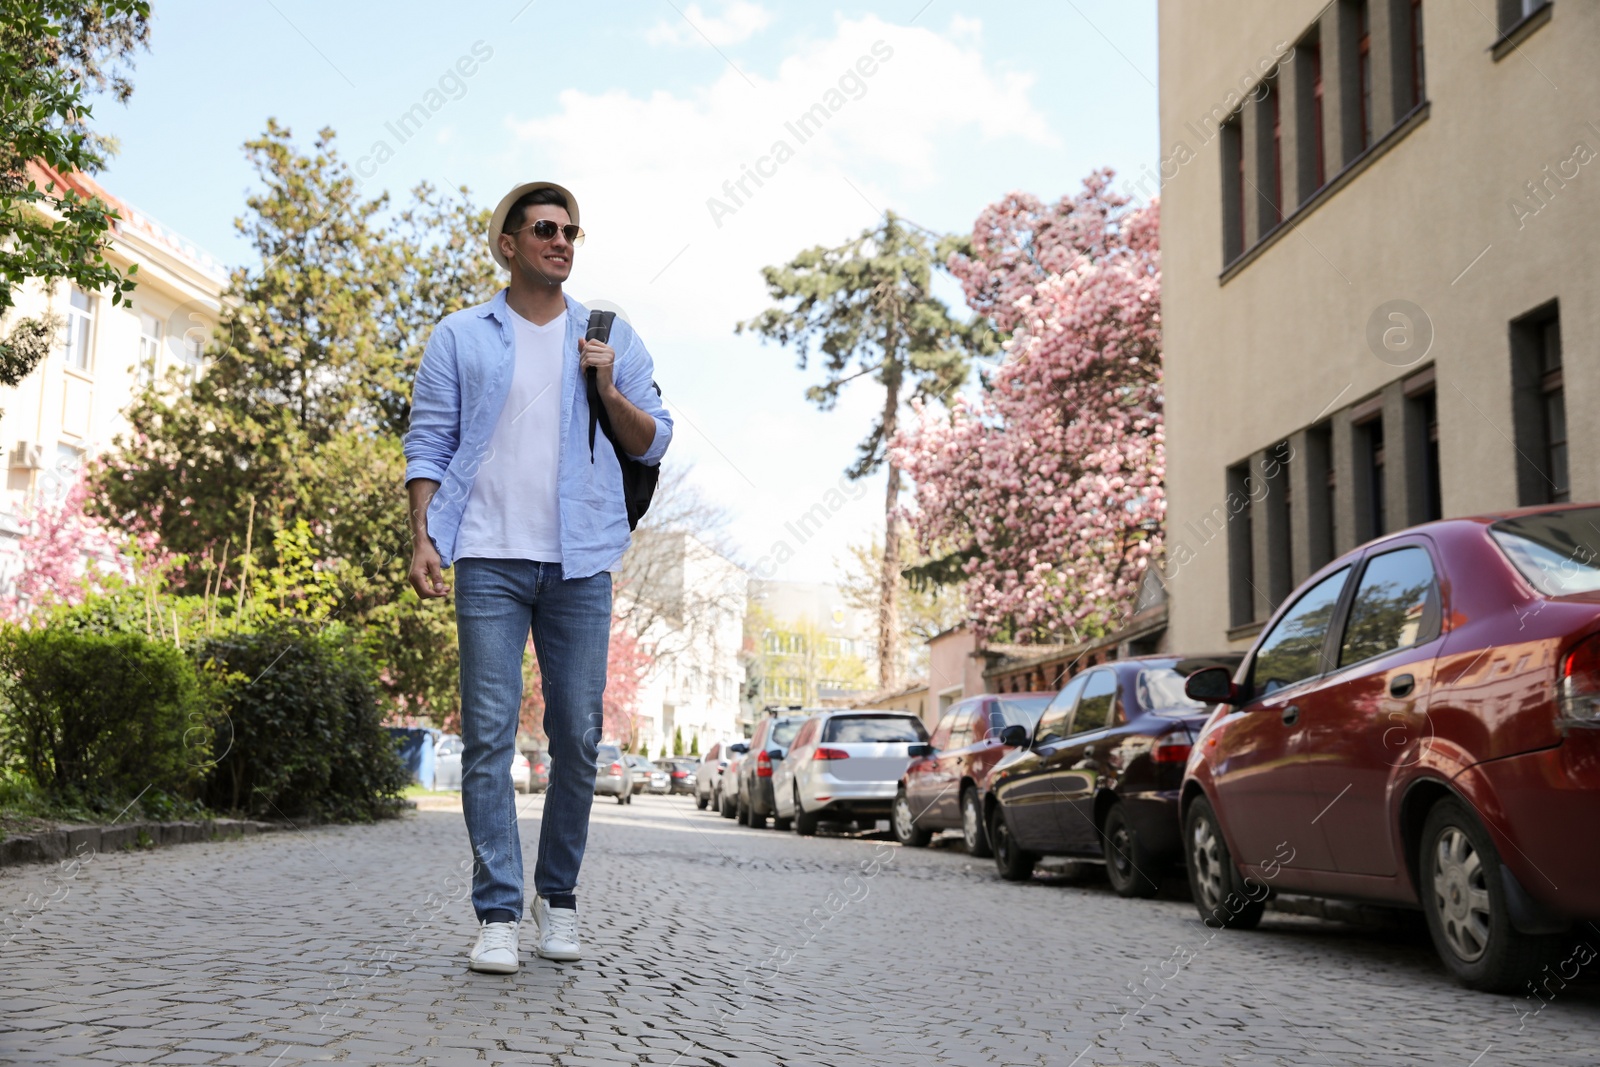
[{"xmin": 771, "ymin": 710, "xmax": 929, "ymax": 836}]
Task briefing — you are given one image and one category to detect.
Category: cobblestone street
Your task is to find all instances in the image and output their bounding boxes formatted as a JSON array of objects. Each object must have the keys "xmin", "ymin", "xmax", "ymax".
[{"xmin": 3, "ymin": 794, "xmax": 1597, "ymax": 1066}]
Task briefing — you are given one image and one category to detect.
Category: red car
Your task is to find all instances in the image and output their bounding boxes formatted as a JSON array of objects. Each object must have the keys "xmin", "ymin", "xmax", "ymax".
[
  {"xmin": 1182, "ymin": 503, "xmax": 1600, "ymax": 992},
  {"xmin": 894, "ymin": 693, "xmax": 1054, "ymax": 856}
]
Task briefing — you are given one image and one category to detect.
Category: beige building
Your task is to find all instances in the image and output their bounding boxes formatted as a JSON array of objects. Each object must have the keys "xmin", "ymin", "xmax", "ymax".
[
  {"xmin": 1158, "ymin": 0, "xmax": 1596, "ymax": 650},
  {"xmin": 0, "ymin": 163, "xmax": 227, "ymax": 584}
]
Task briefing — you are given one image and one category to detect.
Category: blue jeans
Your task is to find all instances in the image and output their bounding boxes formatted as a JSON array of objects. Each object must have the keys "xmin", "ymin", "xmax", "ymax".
[{"xmin": 453, "ymin": 558, "xmax": 610, "ymax": 920}]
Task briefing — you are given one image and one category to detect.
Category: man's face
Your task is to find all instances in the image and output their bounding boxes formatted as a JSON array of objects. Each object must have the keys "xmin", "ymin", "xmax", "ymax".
[{"xmin": 502, "ymin": 203, "xmax": 575, "ymax": 285}]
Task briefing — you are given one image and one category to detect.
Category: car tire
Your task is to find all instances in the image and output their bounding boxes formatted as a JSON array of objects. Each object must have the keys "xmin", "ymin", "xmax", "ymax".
[
  {"xmin": 989, "ymin": 804, "xmax": 1035, "ymax": 882},
  {"xmin": 1102, "ymin": 801, "xmax": 1161, "ymax": 899},
  {"xmin": 961, "ymin": 787, "xmax": 992, "ymax": 858},
  {"xmin": 720, "ymin": 789, "xmax": 737, "ymax": 819},
  {"xmin": 892, "ymin": 788, "xmax": 933, "ymax": 847},
  {"xmin": 696, "ymin": 792, "xmax": 709, "ymax": 811},
  {"xmin": 1183, "ymin": 796, "xmax": 1265, "ymax": 930},
  {"xmin": 736, "ymin": 793, "xmax": 750, "ymax": 826},
  {"xmin": 1419, "ymin": 798, "xmax": 1560, "ymax": 993},
  {"xmin": 625, "ymin": 792, "xmax": 633, "ymax": 805},
  {"xmin": 773, "ymin": 811, "xmax": 792, "ymax": 832},
  {"xmin": 793, "ymin": 785, "xmax": 819, "ymax": 837},
  {"xmin": 615, "ymin": 794, "xmax": 626, "ymax": 805},
  {"xmin": 748, "ymin": 801, "xmax": 768, "ymax": 830}
]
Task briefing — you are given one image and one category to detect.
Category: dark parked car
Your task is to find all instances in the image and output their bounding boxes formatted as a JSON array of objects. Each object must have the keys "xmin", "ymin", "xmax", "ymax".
[
  {"xmin": 656, "ymin": 757, "xmax": 697, "ymax": 795},
  {"xmin": 894, "ymin": 693, "xmax": 1054, "ymax": 855},
  {"xmin": 1181, "ymin": 504, "xmax": 1600, "ymax": 992},
  {"xmin": 983, "ymin": 655, "xmax": 1242, "ymax": 897},
  {"xmin": 735, "ymin": 713, "xmax": 811, "ymax": 829}
]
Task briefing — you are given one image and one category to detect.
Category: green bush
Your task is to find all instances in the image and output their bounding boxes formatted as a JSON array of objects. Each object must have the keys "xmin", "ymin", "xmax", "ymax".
[
  {"xmin": 195, "ymin": 622, "xmax": 408, "ymax": 821},
  {"xmin": 0, "ymin": 623, "xmax": 206, "ymax": 806}
]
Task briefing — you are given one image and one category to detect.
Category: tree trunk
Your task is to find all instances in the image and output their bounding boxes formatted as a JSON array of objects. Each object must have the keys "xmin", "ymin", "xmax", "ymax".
[{"xmin": 879, "ymin": 368, "xmax": 903, "ymax": 692}]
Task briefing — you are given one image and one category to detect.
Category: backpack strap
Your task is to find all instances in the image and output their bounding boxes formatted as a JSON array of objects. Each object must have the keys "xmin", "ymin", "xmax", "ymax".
[{"xmin": 585, "ymin": 310, "xmax": 616, "ymax": 463}]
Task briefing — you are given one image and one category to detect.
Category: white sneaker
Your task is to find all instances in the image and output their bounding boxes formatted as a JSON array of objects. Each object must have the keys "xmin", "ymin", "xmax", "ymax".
[
  {"xmin": 468, "ymin": 920, "xmax": 520, "ymax": 974},
  {"xmin": 533, "ymin": 897, "xmax": 582, "ymax": 961}
]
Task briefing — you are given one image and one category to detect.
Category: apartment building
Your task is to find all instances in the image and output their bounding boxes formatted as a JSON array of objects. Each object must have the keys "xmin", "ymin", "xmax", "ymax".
[
  {"xmin": 1158, "ymin": 0, "xmax": 1596, "ymax": 649},
  {"xmin": 0, "ymin": 163, "xmax": 228, "ymax": 583}
]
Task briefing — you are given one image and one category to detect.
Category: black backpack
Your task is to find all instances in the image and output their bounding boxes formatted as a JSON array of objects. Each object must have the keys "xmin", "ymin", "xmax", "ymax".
[{"xmin": 584, "ymin": 309, "xmax": 660, "ymax": 530}]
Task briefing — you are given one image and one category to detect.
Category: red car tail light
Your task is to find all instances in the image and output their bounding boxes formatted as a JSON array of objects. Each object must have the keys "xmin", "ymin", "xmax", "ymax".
[
  {"xmin": 756, "ymin": 750, "xmax": 773, "ymax": 777},
  {"xmin": 609, "ymin": 762, "xmax": 623, "ymax": 774},
  {"xmin": 534, "ymin": 763, "xmax": 546, "ymax": 773},
  {"xmin": 814, "ymin": 747, "xmax": 850, "ymax": 760},
  {"xmin": 1152, "ymin": 735, "xmax": 1192, "ymax": 764},
  {"xmin": 1559, "ymin": 633, "xmax": 1600, "ymax": 727},
  {"xmin": 671, "ymin": 770, "xmax": 686, "ymax": 778}
]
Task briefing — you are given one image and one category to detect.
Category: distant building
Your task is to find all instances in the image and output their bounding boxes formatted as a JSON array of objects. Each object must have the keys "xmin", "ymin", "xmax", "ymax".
[
  {"xmin": 0, "ymin": 163, "xmax": 228, "ymax": 590},
  {"xmin": 744, "ymin": 579, "xmax": 874, "ymax": 728},
  {"xmin": 621, "ymin": 530, "xmax": 747, "ymax": 756},
  {"xmin": 1157, "ymin": 0, "xmax": 1598, "ymax": 650}
]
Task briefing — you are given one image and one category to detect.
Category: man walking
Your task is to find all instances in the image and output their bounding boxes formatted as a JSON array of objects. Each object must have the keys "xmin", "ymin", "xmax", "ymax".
[{"xmin": 402, "ymin": 181, "xmax": 672, "ymax": 973}]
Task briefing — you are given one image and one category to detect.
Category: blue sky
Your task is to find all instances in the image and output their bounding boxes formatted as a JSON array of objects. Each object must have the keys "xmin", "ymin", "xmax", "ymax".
[{"xmin": 94, "ymin": 0, "xmax": 1159, "ymax": 583}]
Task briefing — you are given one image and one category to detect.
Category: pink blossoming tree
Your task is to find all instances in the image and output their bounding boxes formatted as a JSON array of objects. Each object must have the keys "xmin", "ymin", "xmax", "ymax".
[{"xmin": 893, "ymin": 172, "xmax": 1164, "ymax": 643}]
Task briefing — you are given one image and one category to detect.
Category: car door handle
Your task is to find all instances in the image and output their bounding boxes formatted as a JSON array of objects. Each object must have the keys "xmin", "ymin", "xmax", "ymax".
[
  {"xmin": 1390, "ymin": 674, "xmax": 1415, "ymax": 698},
  {"xmin": 1281, "ymin": 704, "xmax": 1300, "ymax": 726}
]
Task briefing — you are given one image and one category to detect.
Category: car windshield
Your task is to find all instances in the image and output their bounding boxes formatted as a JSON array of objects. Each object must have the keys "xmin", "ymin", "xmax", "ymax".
[
  {"xmin": 822, "ymin": 715, "xmax": 928, "ymax": 743},
  {"xmin": 1136, "ymin": 667, "xmax": 1207, "ymax": 712},
  {"xmin": 1491, "ymin": 508, "xmax": 1600, "ymax": 596},
  {"xmin": 992, "ymin": 696, "xmax": 1052, "ymax": 729},
  {"xmin": 437, "ymin": 738, "xmax": 462, "ymax": 755},
  {"xmin": 597, "ymin": 746, "xmax": 621, "ymax": 763}
]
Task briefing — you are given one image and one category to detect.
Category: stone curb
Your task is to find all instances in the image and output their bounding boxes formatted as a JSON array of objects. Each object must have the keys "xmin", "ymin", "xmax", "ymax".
[{"xmin": 0, "ymin": 818, "xmax": 282, "ymax": 868}]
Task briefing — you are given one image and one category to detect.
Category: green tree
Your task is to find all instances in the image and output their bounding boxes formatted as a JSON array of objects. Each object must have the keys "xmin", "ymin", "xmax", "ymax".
[
  {"xmin": 837, "ymin": 535, "xmax": 967, "ymax": 682},
  {"xmin": 92, "ymin": 122, "xmax": 499, "ymax": 723},
  {"xmin": 1, "ymin": 0, "xmax": 150, "ymax": 389},
  {"xmin": 672, "ymin": 725, "xmax": 684, "ymax": 756},
  {"xmin": 738, "ymin": 213, "xmax": 991, "ymax": 690}
]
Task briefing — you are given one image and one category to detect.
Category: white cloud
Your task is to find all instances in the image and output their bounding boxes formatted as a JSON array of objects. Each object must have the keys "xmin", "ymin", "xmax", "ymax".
[
  {"xmin": 501, "ymin": 14, "xmax": 1053, "ymax": 580},
  {"xmin": 647, "ymin": 1, "xmax": 773, "ymax": 48}
]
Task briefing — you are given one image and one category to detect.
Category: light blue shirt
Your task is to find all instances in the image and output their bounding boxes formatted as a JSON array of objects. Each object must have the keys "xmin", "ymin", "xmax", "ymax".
[{"xmin": 403, "ymin": 289, "xmax": 673, "ymax": 579}]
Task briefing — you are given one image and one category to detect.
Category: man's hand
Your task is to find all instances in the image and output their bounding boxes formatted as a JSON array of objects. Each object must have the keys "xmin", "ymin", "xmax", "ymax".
[
  {"xmin": 410, "ymin": 540, "xmax": 449, "ymax": 599},
  {"xmin": 406, "ymin": 478, "xmax": 447, "ymax": 599},
  {"xmin": 580, "ymin": 338, "xmax": 658, "ymax": 457},
  {"xmin": 579, "ymin": 338, "xmax": 617, "ymax": 396}
]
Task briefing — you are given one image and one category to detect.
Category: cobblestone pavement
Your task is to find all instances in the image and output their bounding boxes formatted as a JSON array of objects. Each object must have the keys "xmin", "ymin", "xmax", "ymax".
[{"xmin": 3, "ymin": 793, "xmax": 1598, "ymax": 1066}]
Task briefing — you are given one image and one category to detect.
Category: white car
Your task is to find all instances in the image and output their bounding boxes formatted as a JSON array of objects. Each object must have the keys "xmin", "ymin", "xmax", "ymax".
[
  {"xmin": 694, "ymin": 740, "xmax": 747, "ymax": 811},
  {"xmin": 771, "ymin": 711, "xmax": 929, "ymax": 836}
]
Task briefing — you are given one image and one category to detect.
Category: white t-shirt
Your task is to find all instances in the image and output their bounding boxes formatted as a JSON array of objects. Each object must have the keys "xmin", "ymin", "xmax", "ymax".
[{"xmin": 455, "ymin": 307, "xmax": 565, "ymax": 562}]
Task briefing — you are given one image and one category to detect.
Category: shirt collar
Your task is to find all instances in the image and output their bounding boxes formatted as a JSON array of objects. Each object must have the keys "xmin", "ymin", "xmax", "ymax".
[{"xmin": 479, "ymin": 288, "xmax": 587, "ymax": 328}]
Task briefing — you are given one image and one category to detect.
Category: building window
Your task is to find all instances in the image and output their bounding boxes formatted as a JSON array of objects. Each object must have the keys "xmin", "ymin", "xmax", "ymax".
[
  {"xmin": 1404, "ymin": 386, "xmax": 1443, "ymax": 523},
  {"xmin": 1499, "ymin": 0, "xmax": 1551, "ymax": 34},
  {"xmin": 1511, "ymin": 302, "xmax": 1568, "ymax": 505},
  {"xmin": 1221, "ymin": 116, "xmax": 1245, "ymax": 263},
  {"xmin": 1356, "ymin": 413, "xmax": 1386, "ymax": 541},
  {"xmin": 1357, "ymin": 0, "xmax": 1373, "ymax": 151},
  {"xmin": 1306, "ymin": 423, "xmax": 1336, "ymax": 571},
  {"xmin": 1227, "ymin": 461, "xmax": 1255, "ymax": 627},
  {"xmin": 1411, "ymin": 1, "xmax": 1426, "ymax": 110},
  {"xmin": 1309, "ymin": 40, "xmax": 1325, "ymax": 194},
  {"xmin": 1264, "ymin": 442, "xmax": 1294, "ymax": 608},
  {"xmin": 61, "ymin": 287, "xmax": 95, "ymax": 371},
  {"xmin": 138, "ymin": 311, "xmax": 163, "ymax": 388},
  {"xmin": 1269, "ymin": 81, "xmax": 1284, "ymax": 227}
]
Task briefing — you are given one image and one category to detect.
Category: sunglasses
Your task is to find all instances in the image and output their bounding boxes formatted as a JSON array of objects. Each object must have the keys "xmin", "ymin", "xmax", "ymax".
[{"xmin": 512, "ymin": 219, "xmax": 585, "ymax": 247}]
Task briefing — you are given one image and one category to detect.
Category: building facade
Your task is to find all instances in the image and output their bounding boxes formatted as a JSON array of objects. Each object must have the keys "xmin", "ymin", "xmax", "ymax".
[
  {"xmin": 619, "ymin": 530, "xmax": 747, "ymax": 756},
  {"xmin": 744, "ymin": 579, "xmax": 874, "ymax": 724},
  {"xmin": 0, "ymin": 164, "xmax": 228, "ymax": 588},
  {"xmin": 1158, "ymin": 0, "xmax": 1596, "ymax": 650}
]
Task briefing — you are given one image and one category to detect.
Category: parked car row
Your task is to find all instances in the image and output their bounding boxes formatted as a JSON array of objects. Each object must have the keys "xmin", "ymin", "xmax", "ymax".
[{"xmin": 687, "ymin": 502, "xmax": 1600, "ymax": 995}]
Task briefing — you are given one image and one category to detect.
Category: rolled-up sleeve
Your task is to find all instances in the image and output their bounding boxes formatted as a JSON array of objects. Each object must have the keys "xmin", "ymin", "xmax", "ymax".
[
  {"xmin": 402, "ymin": 323, "xmax": 461, "ymax": 484},
  {"xmin": 613, "ymin": 325, "xmax": 673, "ymax": 466}
]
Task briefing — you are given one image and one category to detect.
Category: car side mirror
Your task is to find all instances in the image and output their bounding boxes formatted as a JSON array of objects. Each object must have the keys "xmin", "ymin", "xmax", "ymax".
[
  {"xmin": 730, "ymin": 743, "xmax": 749, "ymax": 754},
  {"xmin": 907, "ymin": 743, "xmax": 934, "ymax": 758},
  {"xmin": 997, "ymin": 724, "xmax": 1030, "ymax": 748},
  {"xmin": 1185, "ymin": 666, "xmax": 1244, "ymax": 706},
  {"xmin": 769, "ymin": 750, "xmax": 784, "ymax": 762}
]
